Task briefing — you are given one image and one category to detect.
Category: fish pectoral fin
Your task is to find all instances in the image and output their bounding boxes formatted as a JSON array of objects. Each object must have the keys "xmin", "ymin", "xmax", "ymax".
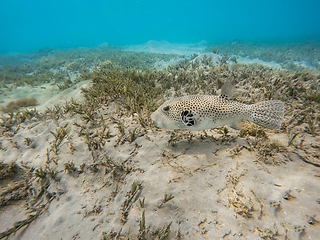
[
  {"xmin": 229, "ymin": 119, "xmax": 244, "ymax": 130},
  {"xmin": 183, "ymin": 116, "xmax": 197, "ymax": 126},
  {"xmin": 181, "ymin": 111, "xmax": 197, "ymax": 126}
]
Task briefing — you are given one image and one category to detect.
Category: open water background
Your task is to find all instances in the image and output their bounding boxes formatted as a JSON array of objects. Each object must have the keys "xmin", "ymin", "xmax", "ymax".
[{"xmin": 1, "ymin": 0, "xmax": 320, "ymax": 54}]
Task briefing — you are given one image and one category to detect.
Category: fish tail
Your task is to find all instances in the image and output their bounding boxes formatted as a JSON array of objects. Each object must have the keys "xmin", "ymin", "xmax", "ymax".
[{"xmin": 247, "ymin": 100, "xmax": 285, "ymax": 129}]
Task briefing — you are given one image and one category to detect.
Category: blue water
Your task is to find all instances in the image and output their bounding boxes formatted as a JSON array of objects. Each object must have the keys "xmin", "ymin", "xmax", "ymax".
[{"xmin": 0, "ymin": 0, "xmax": 320, "ymax": 54}]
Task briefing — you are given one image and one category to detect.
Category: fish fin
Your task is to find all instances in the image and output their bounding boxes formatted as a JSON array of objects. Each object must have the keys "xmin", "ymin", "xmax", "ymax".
[
  {"xmin": 229, "ymin": 119, "xmax": 244, "ymax": 130},
  {"xmin": 181, "ymin": 110, "xmax": 197, "ymax": 126},
  {"xmin": 248, "ymin": 100, "xmax": 284, "ymax": 129},
  {"xmin": 221, "ymin": 80, "xmax": 235, "ymax": 99}
]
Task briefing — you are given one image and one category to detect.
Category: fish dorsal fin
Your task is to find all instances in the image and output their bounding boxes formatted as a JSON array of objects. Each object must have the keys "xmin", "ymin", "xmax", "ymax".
[{"xmin": 220, "ymin": 80, "xmax": 235, "ymax": 99}]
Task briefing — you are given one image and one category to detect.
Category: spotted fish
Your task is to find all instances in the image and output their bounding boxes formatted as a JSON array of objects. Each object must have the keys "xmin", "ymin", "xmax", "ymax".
[{"xmin": 150, "ymin": 81, "xmax": 284, "ymax": 131}]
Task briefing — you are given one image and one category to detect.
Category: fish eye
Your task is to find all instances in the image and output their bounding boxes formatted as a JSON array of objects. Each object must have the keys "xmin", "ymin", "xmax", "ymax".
[{"xmin": 163, "ymin": 106, "xmax": 170, "ymax": 111}]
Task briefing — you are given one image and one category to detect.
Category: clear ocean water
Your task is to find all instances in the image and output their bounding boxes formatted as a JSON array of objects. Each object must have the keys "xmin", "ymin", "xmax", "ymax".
[
  {"xmin": 1, "ymin": 0, "xmax": 320, "ymax": 54},
  {"xmin": 1, "ymin": 1, "xmax": 320, "ymax": 240}
]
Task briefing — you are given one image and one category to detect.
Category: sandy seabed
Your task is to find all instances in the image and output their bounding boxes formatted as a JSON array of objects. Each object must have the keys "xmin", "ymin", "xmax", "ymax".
[{"xmin": 1, "ymin": 42, "xmax": 320, "ymax": 240}]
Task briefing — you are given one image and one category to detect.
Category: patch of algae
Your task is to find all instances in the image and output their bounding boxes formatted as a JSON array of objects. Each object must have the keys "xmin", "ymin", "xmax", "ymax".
[{"xmin": 0, "ymin": 48, "xmax": 319, "ymax": 239}]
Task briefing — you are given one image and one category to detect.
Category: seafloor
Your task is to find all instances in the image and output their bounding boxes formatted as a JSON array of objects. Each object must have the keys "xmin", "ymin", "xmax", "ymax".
[{"xmin": 0, "ymin": 41, "xmax": 320, "ymax": 239}]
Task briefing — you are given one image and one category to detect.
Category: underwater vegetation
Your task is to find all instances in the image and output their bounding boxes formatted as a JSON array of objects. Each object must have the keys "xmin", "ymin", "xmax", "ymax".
[
  {"xmin": 0, "ymin": 160, "xmax": 57, "ymax": 239},
  {"xmin": 0, "ymin": 45, "xmax": 320, "ymax": 239},
  {"xmin": 1, "ymin": 50, "xmax": 319, "ymax": 138},
  {"xmin": 206, "ymin": 41, "xmax": 320, "ymax": 71},
  {"xmin": 0, "ymin": 45, "xmax": 181, "ymax": 93},
  {"xmin": 0, "ymin": 97, "xmax": 38, "ymax": 113}
]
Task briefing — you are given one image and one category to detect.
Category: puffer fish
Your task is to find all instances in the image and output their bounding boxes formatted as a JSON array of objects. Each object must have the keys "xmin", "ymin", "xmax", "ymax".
[{"xmin": 150, "ymin": 81, "xmax": 285, "ymax": 131}]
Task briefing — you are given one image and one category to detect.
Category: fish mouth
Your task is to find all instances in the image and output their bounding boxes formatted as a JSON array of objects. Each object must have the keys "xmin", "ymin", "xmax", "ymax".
[
  {"xmin": 150, "ymin": 116, "xmax": 166, "ymax": 129},
  {"xmin": 151, "ymin": 119, "xmax": 158, "ymax": 127},
  {"xmin": 151, "ymin": 119, "xmax": 163, "ymax": 129},
  {"xmin": 150, "ymin": 113, "xmax": 160, "ymax": 128}
]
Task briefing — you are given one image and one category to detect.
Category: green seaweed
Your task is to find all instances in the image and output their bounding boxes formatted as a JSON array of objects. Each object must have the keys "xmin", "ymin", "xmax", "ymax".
[
  {"xmin": 0, "ymin": 45, "xmax": 180, "ymax": 90},
  {"xmin": 239, "ymin": 123, "xmax": 267, "ymax": 139},
  {"xmin": 50, "ymin": 123, "xmax": 70, "ymax": 154},
  {"xmin": 164, "ymin": 193, "xmax": 175, "ymax": 203},
  {"xmin": 138, "ymin": 210, "xmax": 146, "ymax": 239},
  {"xmin": 121, "ymin": 181, "xmax": 143, "ymax": 223},
  {"xmin": 158, "ymin": 222, "xmax": 172, "ymax": 240},
  {"xmin": 1, "ymin": 98, "xmax": 38, "ymax": 113}
]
